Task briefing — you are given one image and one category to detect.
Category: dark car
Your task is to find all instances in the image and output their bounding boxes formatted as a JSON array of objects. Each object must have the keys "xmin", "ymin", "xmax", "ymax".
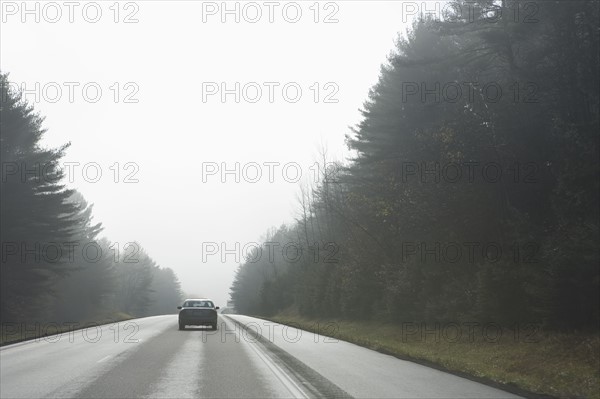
[{"xmin": 177, "ymin": 298, "xmax": 219, "ymax": 330}]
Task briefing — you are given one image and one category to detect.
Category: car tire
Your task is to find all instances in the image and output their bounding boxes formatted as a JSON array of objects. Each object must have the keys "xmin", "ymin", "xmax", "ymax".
[
  {"xmin": 179, "ymin": 322, "xmax": 185, "ymax": 330},
  {"xmin": 211, "ymin": 323, "xmax": 217, "ymax": 331}
]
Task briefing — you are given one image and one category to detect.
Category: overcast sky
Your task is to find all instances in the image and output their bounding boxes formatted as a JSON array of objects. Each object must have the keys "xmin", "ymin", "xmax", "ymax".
[{"xmin": 0, "ymin": 0, "xmax": 423, "ymax": 306}]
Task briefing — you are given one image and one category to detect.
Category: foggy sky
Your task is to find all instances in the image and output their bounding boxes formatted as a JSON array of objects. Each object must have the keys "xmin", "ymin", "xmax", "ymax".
[{"xmin": 1, "ymin": 1, "xmax": 416, "ymax": 306}]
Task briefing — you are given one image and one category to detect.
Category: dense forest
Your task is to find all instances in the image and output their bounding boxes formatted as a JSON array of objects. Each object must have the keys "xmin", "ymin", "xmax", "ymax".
[
  {"xmin": 0, "ymin": 73, "xmax": 183, "ymax": 324},
  {"xmin": 230, "ymin": 0, "xmax": 599, "ymax": 330}
]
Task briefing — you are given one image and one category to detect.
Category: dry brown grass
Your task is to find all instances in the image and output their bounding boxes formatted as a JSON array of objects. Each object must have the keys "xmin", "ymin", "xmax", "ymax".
[{"xmin": 267, "ymin": 313, "xmax": 599, "ymax": 399}]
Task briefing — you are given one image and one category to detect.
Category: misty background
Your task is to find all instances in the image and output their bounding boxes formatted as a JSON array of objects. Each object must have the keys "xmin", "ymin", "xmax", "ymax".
[
  {"xmin": 1, "ymin": 1, "xmax": 412, "ymax": 308},
  {"xmin": 1, "ymin": 0, "xmax": 598, "ymax": 332}
]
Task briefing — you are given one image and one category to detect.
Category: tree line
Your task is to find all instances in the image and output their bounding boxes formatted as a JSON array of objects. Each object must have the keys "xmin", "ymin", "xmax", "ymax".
[
  {"xmin": 0, "ymin": 73, "xmax": 183, "ymax": 324},
  {"xmin": 230, "ymin": 0, "xmax": 599, "ymax": 330}
]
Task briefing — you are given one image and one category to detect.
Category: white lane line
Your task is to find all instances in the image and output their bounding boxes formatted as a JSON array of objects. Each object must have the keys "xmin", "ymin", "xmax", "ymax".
[
  {"xmin": 245, "ymin": 341, "xmax": 309, "ymax": 399},
  {"xmin": 97, "ymin": 355, "xmax": 112, "ymax": 363},
  {"xmin": 227, "ymin": 318, "xmax": 308, "ymax": 399}
]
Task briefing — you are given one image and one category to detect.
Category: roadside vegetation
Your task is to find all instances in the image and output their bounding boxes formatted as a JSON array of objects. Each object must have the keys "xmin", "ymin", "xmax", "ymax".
[
  {"xmin": 267, "ymin": 312, "xmax": 600, "ymax": 399},
  {"xmin": 0, "ymin": 312, "xmax": 134, "ymax": 346},
  {"xmin": 230, "ymin": 1, "xmax": 599, "ymax": 398},
  {"xmin": 0, "ymin": 74, "xmax": 184, "ymax": 335}
]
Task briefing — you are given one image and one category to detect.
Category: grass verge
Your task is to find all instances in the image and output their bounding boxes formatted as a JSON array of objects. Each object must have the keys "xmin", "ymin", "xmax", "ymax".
[
  {"xmin": 264, "ymin": 313, "xmax": 599, "ymax": 399},
  {"xmin": 0, "ymin": 312, "xmax": 134, "ymax": 346}
]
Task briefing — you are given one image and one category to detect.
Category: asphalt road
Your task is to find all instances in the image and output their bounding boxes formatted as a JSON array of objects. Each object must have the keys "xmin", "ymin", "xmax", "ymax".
[{"xmin": 0, "ymin": 315, "xmax": 520, "ymax": 398}]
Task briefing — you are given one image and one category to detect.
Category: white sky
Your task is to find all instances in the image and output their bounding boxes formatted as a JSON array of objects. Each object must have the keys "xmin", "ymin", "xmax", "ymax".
[{"xmin": 0, "ymin": 0, "xmax": 425, "ymax": 306}]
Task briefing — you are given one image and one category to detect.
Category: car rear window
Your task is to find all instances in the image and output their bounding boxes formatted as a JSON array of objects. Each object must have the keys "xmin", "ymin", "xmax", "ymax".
[{"xmin": 184, "ymin": 301, "xmax": 214, "ymax": 308}]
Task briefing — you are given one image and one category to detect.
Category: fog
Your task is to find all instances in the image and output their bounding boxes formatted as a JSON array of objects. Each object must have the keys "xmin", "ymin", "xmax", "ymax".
[
  {"xmin": 3, "ymin": 3, "xmax": 599, "ymax": 397},
  {"xmin": 1, "ymin": 1, "xmax": 411, "ymax": 306}
]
